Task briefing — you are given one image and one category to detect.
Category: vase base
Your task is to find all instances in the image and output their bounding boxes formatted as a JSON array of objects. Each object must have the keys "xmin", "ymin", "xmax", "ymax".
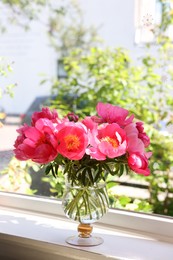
[{"xmin": 66, "ymin": 235, "xmax": 104, "ymax": 247}]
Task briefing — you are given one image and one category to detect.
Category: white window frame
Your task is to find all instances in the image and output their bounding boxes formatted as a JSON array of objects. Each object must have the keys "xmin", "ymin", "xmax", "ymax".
[
  {"xmin": 1, "ymin": 191, "xmax": 173, "ymax": 259},
  {"xmin": 0, "ymin": 191, "xmax": 173, "ymax": 240}
]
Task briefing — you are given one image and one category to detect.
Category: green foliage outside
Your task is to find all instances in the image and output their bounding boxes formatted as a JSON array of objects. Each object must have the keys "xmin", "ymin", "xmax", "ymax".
[
  {"xmin": 0, "ymin": 157, "xmax": 37, "ymax": 195},
  {"xmin": 0, "ymin": 57, "xmax": 16, "ymax": 99}
]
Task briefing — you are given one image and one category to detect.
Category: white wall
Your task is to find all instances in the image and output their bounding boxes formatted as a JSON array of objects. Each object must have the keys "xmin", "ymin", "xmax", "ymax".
[
  {"xmin": 0, "ymin": 20, "xmax": 56, "ymax": 114},
  {"xmin": 0, "ymin": 1, "xmax": 58, "ymax": 114},
  {"xmin": 79, "ymin": 0, "xmax": 135, "ymax": 50}
]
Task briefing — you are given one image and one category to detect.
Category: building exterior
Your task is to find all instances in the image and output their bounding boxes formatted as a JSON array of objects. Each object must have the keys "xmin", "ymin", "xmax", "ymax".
[{"xmin": 0, "ymin": 0, "xmax": 160, "ymax": 114}]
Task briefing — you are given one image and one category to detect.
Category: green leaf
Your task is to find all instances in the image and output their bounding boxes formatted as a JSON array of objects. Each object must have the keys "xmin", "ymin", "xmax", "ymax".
[
  {"xmin": 102, "ymin": 163, "xmax": 113, "ymax": 175},
  {"xmin": 87, "ymin": 167, "xmax": 94, "ymax": 185},
  {"xmin": 119, "ymin": 164, "xmax": 124, "ymax": 176},
  {"xmin": 106, "ymin": 181, "xmax": 117, "ymax": 189},
  {"xmin": 119, "ymin": 196, "xmax": 131, "ymax": 206},
  {"xmin": 51, "ymin": 165, "xmax": 56, "ymax": 178},
  {"xmin": 45, "ymin": 164, "xmax": 52, "ymax": 175}
]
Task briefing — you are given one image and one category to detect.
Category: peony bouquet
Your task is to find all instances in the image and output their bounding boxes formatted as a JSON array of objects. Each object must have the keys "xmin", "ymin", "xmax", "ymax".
[{"xmin": 13, "ymin": 102, "xmax": 151, "ymax": 187}]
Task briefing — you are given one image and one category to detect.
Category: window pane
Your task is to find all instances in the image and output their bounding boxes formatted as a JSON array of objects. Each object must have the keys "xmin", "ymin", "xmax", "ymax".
[{"xmin": 0, "ymin": 0, "xmax": 173, "ymax": 220}]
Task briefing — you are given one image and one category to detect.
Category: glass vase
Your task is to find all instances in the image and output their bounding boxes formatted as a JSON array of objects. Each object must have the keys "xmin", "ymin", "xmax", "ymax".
[{"xmin": 62, "ymin": 181, "xmax": 109, "ymax": 246}]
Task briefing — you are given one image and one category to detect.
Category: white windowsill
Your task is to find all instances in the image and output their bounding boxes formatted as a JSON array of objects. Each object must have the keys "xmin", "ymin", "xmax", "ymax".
[{"xmin": 0, "ymin": 192, "xmax": 173, "ymax": 260}]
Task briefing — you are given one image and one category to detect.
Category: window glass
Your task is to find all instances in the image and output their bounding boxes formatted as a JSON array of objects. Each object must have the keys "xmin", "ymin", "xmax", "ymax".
[{"xmin": 0, "ymin": 0, "xmax": 173, "ymax": 219}]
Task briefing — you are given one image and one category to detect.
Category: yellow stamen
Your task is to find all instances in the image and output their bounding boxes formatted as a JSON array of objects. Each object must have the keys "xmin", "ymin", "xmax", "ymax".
[
  {"xmin": 64, "ymin": 134, "xmax": 80, "ymax": 151},
  {"xmin": 101, "ymin": 136, "xmax": 118, "ymax": 148}
]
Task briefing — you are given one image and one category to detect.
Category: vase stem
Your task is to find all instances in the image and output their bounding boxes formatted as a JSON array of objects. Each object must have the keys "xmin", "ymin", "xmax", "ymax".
[
  {"xmin": 78, "ymin": 223, "xmax": 93, "ymax": 238},
  {"xmin": 66, "ymin": 223, "xmax": 104, "ymax": 246}
]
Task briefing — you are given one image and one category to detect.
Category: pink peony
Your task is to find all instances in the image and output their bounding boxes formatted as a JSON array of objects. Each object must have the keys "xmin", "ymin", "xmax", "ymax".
[
  {"xmin": 124, "ymin": 122, "xmax": 150, "ymax": 153},
  {"xmin": 56, "ymin": 122, "xmax": 88, "ymax": 160},
  {"xmin": 14, "ymin": 118, "xmax": 58, "ymax": 164},
  {"xmin": 136, "ymin": 122, "xmax": 150, "ymax": 147},
  {"xmin": 124, "ymin": 123, "xmax": 145, "ymax": 154},
  {"xmin": 14, "ymin": 124, "xmax": 32, "ymax": 160},
  {"xmin": 87, "ymin": 123, "xmax": 127, "ymax": 160},
  {"xmin": 13, "ymin": 103, "xmax": 152, "ymax": 181},
  {"xmin": 82, "ymin": 116, "xmax": 98, "ymax": 131},
  {"xmin": 92, "ymin": 102, "xmax": 134, "ymax": 127},
  {"xmin": 66, "ymin": 112, "xmax": 79, "ymax": 122},
  {"xmin": 31, "ymin": 107, "xmax": 59, "ymax": 126},
  {"xmin": 128, "ymin": 152, "xmax": 150, "ymax": 176},
  {"xmin": 16, "ymin": 123, "xmax": 30, "ymax": 135}
]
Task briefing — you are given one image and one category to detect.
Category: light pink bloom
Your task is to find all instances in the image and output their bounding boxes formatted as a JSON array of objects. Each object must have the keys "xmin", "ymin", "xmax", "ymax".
[
  {"xmin": 86, "ymin": 146, "xmax": 106, "ymax": 160},
  {"xmin": 128, "ymin": 152, "xmax": 150, "ymax": 176},
  {"xmin": 92, "ymin": 102, "xmax": 134, "ymax": 127},
  {"xmin": 124, "ymin": 122, "xmax": 150, "ymax": 153},
  {"xmin": 56, "ymin": 122, "xmax": 88, "ymax": 160},
  {"xmin": 87, "ymin": 123, "xmax": 127, "ymax": 160},
  {"xmin": 124, "ymin": 123, "xmax": 144, "ymax": 154},
  {"xmin": 14, "ymin": 118, "xmax": 58, "ymax": 164},
  {"xmin": 82, "ymin": 116, "xmax": 98, "ymax": 131}
]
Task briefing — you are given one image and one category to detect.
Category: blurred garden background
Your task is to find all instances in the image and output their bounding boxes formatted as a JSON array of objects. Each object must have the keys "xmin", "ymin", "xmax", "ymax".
[{"xmin": 1, "ymin": 0, "xmax": 173, "ymax": 217}]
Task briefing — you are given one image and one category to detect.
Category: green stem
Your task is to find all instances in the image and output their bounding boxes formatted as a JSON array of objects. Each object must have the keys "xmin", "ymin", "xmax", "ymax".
[
  {"xmin": 64, "ymin": 184, "xmax": 109, "ymax": 222},
  {"xmin": 85, "ymin": 191, "xmax": 92, "ymax": 219},
  {"xmin": 97, "ymin": 190, "xmax": 107, "ymax": 215},
  {"xmin": 64, "ymin": 188, "xmax": 86, "ymax": 216},
  {"xmin": 75, "ymin": 201, "xmax": 81, "ymax": 221},
  {"xmin": 83, "ymin": 193, "xmax": 88, "ymax": 216}
]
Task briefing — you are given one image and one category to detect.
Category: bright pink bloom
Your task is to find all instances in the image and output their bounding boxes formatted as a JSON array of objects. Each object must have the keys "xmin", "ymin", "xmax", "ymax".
[
  {"xmin": 56, "ymin": 122, "xmax": 88, "ymax": 160},
  {"xmin": 136, "ymin": 122, "xmax": 150, "ymax": 147},
  {"xmin": 128, "ymin": 152, "xmax": 150, "ymax": 176},
  {"xmin": 16, "ymin": 123, "xmax": 30, "ymax": 135},
  {"xmin": 92, "ymin": 102, "xmax": 134, "ymax": 127},
  {"xmin": 14, "ymin": 118, "xmax": 58, "ymax": 164},
  {"xmin": 14, "ymin": 124, "xmax": 32, "ymax": 160},
  {"xmin": 87, "ymin": 123, "xmax": 127, "ymax": 160},
  {"xmin": 31, "ymin": 107, "xmax": 59, "ymax": 126}
]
